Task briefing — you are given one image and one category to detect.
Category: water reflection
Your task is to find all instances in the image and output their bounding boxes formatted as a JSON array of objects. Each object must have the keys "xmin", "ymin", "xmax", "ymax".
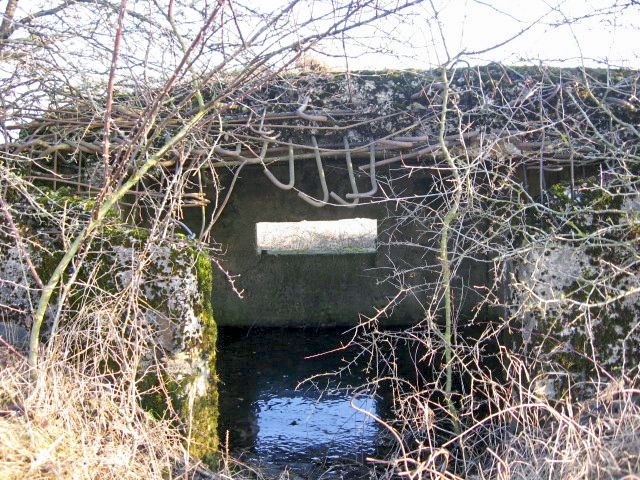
[{"xmin": 217, "ymin": 327, "xmax": 383, "ymax": 474}]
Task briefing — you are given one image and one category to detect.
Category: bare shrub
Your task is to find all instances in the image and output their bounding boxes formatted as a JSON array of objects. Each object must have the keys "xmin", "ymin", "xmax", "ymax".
[
  {"xmin": 0, "ymin": 326, "xmax": 203, "ymax": 479},
  {"xmin": 343, "ymin": 57, "xmax": 640, "ymax": 478}
]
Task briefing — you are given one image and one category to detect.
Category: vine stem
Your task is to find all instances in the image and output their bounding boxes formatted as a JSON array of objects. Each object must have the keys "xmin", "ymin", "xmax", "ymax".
[{"xmin": 437, "ymin": 65, "xmax": 462, "ymax": 434}]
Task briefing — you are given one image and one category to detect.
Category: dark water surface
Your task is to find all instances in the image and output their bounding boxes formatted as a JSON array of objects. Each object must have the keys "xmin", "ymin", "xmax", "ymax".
[{"xmin": 217, "ymin": 327, "xmax": 386, "ymax": 478}]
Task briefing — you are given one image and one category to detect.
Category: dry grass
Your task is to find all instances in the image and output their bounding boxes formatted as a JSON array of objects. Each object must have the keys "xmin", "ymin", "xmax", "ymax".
[
  {"xmin": 0, "ymin": 347, "xmax": 202, "ymax": 479},
  {"xmin": 367, "ymin": 382, "xmax": 640, "ymax": 480},
  {"xmin": 0, "ymin": 320, "xmax": 278, "ymax": 480},
  {"xmin": 4, "ymin": 334, "xmax": 637, "ymax": 480},
  {"xmin": 484, "ymin": 382, "xmax": 640, "ymax": 480},
  {"xmin": 349, "ymin": 325, "xmax": 640, "ymax": 480},
  {"xmin": 0, "ymin": 351, "xmax": 296, "ymax": 480},
  {"xmin": 0, "ymin": 289, "xmax": 229, "ymax": 480},
  {"xmin": 377, "ymin": 376, "xmax": 640, "ymax": 480}
]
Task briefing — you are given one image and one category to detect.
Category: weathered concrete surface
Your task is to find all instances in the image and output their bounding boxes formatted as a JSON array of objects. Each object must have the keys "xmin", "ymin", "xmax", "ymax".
[
  {"xmin": 203, "ymin": 66, "xmax": 640, "ymax": 327},
  {"xmin": 510, "ymin": 181, "xmax": 640, "ymax": 389},
  {"xmin": 0, "ymin": 186, "xmax": 218, "ymax": 454},
  {"xmin": 6, "ymin": 66, "xmax": 640, "ymax": 356},
  {"xmin": 205, "ymin": 161, "xmax": 491, "ymax": 327}
]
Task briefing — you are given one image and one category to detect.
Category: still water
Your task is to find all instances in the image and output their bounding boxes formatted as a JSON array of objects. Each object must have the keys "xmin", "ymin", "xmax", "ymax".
[{"xmin": 217, "ymin": 327, "xmax": 386, "ymax": 478}]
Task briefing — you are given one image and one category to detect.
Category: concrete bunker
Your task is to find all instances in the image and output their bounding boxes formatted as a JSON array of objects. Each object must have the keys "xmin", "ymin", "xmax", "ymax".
[{"xmin": 208, "ymin": 155, "xmax": 491, "ymax": 327}]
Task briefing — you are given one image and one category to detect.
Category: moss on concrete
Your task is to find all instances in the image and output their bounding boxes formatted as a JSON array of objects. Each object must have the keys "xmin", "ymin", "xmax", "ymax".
[
  {"xmin": 189, "ymin": 251, "xmax": 219, "ymax": 460},
  {"xmin": 512, "ymin": 178, "xmax": 640, "ymax": 393},
  {"xmin": 136, "ymin": 247, "xmax": 218, "ymax": 461},
  {"xmin": 0, "ymin": 184, "xmax": 219, "ymax": 462}
]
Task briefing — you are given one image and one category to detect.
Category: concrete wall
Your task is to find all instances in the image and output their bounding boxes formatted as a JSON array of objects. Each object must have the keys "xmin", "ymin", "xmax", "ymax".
[{"xmin": 202, "ymin": 158, "xmax": 491, "ymax": 327}]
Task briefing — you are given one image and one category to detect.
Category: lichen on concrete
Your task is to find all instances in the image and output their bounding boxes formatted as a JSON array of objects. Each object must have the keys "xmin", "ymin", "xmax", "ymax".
[
  {"xmin": 510, "ymin": 178, "xmax": 640, "ymax": 394},
  {"xmin": 0, "ymin": 183, "xmax": 219, "ymax": 459},
  {"xmin": 86, "ymin": 235, "xmax": 220, "ymax": 456}
]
